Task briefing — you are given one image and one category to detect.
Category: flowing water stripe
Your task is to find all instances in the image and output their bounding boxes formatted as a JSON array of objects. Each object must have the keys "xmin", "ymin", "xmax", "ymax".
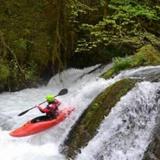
[{"xmin": 76, "ymin": 82, "xmax": 160, "ymax": 160}]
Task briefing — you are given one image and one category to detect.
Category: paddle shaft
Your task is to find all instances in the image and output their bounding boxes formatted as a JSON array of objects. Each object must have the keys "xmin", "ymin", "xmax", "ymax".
[{"xmin": 24, "ymin": 100, "xmax": 46, "ymax": 112}]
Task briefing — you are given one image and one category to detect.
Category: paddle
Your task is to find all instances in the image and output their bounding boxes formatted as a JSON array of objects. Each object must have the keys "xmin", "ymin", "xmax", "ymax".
[{"xmin": 18, "ymin": 88, "xmax": 68, "ymax": 116}]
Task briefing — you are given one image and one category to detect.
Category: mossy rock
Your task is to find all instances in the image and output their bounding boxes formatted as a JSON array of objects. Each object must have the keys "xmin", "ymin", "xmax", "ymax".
[
  {"xmin": 142, "ymin": 133, "xmax": 160, "ymax": 160},
  {"xmin": 62, "ymin": 78, "xmax": 137, "ymax": 159},
  {"xmin": 101, "ymin": 45, "xmax": 160, "ymax": 79}
]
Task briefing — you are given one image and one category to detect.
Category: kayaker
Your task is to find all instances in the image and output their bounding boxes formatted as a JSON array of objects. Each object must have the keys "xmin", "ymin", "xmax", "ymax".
[{"xmin": 37, "ymin": 94, "xmax": 61, "ymax": 119}]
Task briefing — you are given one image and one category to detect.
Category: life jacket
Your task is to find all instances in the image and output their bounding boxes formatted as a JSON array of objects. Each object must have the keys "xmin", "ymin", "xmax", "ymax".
[{"xmin": 38, "ymin": 99, "xmax": 61, "ymax": 114}]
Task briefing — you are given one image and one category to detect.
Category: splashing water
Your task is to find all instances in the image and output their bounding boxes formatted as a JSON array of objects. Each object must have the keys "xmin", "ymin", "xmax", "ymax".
[
  {"xmin": 0, "ymin": 65, "xmax": 112, "ymax": 160},
  {"xmin": 0, "ymin": 65, "xmax": 160, "ymax": 160},
  {"xmin": 76, "ymin": 82, "xmax": 160, "ymax": 160}
]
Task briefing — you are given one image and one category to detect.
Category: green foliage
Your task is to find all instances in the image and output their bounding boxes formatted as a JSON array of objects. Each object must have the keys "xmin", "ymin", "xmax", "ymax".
[
  {"xmin": 110, "ymin": 4, "xmax": 159, "ymax": 20},
  {"xmin": 0, "ymin": 62, "xmax": 10, "ymax": 82},
  {"xmin": 100, "ymin": 0, "xmax": 107, "ymax": 6},
  {"xmin": 0, "ymin": 0, "xmax": 159, "ymax": 91},
  {"xmin": 102, "ymin": 45, "xmax": 160, "ymax": 79},
  {"xmin": 0, "ymin": 0, "xmax": 49, "ymax": 91},
  {"xmin": 68, "ymin": 0, "xmax": 105, "ymax": 25},
  {"xmin": 24, "ymin": 67, "xmax": 38, "ymax": 83},
  {"xmin": 134, "ymin": 44, "xmax": 160, "ymax": 65},
  {"xmin": 75, "ymin": 0, "xmax": 160, "ymax": 56},
  {"xmin": 112, "ymin": 56, "xmax": 133, "ymax": 72},
  {"xmin": 14, "ymin": 38, "xmax": 27, "ymax": 49}
]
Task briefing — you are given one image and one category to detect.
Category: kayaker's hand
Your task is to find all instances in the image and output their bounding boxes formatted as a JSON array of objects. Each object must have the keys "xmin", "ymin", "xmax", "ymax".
[
  {"xmin": 35, "ymin": 105, "xmax": 39, "ymax": 108},
  {"xmin": 36, "ymin": 105, "xmax": 42, "ymax": 111}
]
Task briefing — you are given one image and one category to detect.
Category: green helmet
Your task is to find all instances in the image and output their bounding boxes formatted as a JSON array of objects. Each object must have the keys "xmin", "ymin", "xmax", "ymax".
[{"xmin": 46, "ymin": 94, "xmax": 55, "ymax": 103}]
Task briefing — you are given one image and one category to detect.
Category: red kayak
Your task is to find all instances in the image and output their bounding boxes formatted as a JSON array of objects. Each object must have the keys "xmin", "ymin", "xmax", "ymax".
[{"xmin": 10, "ymin": 107, "xmax": 74, "ymax": 137}]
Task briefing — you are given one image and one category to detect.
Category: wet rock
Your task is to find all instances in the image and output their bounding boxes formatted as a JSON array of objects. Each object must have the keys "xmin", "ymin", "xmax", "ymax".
[{"xmin": 142, "ymin": 92, "xmax": 160, "ymax": 160}]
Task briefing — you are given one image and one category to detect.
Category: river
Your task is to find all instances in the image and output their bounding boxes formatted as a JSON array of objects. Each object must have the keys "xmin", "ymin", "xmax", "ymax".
[{"xmin": 0, "ymin": 65, "xmax": 160, "ymax": 160}]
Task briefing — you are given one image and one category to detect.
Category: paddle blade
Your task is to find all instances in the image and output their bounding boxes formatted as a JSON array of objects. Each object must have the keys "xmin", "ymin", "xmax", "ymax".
[
  {"xmin": 57, "ymin": 88, "xmax": 68, "ymax": 96},
  {"xmin": 18, "ymin": 110, "xmax": 29, "ymax": 116},
  {"xmin": 18, "ymin": 106, "xmax": 36, "ymax": 116}
]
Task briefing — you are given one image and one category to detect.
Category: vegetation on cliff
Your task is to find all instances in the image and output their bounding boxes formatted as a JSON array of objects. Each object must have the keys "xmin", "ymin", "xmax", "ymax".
[
  {"xmin": 101, "ymin": 45, "xmax": 160, "ymax": 79},
  {"xmin": 0, "ymin": 0, "xmax": 108, "ymax": 91},
  {"xmin": 0, "ymin": 0, "xmax": 159, "ymax": 91},
  {"xmin": 72, "ymin": 0, "xmax": 160, "ymax": 67}
]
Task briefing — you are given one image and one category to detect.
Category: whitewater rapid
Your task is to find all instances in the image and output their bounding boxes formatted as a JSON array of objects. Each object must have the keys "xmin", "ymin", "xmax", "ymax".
[
  {"xmin": 76, "ymin": 66, "xmax": 160, "ymax": 160},
  {"xmin": 0, "ymin": 65, "xmax": 160, "ymax": 160},
  {"xmin": 0, "ymin": 65, "xmax": 113, "ymax": 160},
  {"xmin": 76, "ymin": 82, "xmax": 160, "ymax": 160}
]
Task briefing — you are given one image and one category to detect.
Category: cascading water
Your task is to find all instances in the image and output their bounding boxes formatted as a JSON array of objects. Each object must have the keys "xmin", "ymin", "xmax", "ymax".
[
  {"xmin": 75, "ymin": 66, "xmax": 160, "ymax": 160},
  {"xmin": 76, "ymin": 82, "xmax": 160, "ymax": 160},
  {"xmin": 0, "ymin": 65, "xmax": 160, "ymax": 160},
  {"xmin": 0, "ymin": 64, "xmax": 112, "ymax": 160}
]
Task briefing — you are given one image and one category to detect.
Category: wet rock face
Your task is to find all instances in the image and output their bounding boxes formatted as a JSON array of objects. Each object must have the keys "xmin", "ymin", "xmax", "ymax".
[
  {"xmin": 142, "ymin": 124, "xmax": 160, "ymax": 160},
  {"xmin": 142, "ymin": 91, "xmax": 160, "ymax": 160},
  {"xmin": 62, "ymin": 78, "xmax": 137, "ymax": 159}
]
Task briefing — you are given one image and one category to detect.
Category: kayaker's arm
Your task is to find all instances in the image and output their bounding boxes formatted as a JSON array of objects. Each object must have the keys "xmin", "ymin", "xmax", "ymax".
[
  {"xmin": 37, "ymin": 105, "xmax": 44, "ymax": 113},
  {"xmin": 55, "ymin": 99, "xmax": 61, "ymax": 106},
  {"xmin": 17, "ymin": 88, "xmax": 68, "ymax": 117},
  {"xmin": 37, "ymin": 99, "xmax": 61, "ymax": 114},
  {"xmin": 37, "ymin": 105, "xmax": 50, "ymax": 113}
]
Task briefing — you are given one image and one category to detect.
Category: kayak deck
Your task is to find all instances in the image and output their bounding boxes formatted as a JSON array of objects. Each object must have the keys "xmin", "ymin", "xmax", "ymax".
[{"xmin": 30, "ymin": 115, "xmax": 57, "ymax": 123}]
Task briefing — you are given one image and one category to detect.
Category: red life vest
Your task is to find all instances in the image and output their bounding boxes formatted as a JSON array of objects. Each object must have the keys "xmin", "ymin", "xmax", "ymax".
[{"xmin": 38, "ymin": 99, "xmax": 61, "ymax": 114}]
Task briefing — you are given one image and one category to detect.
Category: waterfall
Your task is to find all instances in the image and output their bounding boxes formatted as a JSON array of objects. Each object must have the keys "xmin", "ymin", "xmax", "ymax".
[{"xmin": 76, "ymin": 81, "xmax": 160, "ymax": 160}]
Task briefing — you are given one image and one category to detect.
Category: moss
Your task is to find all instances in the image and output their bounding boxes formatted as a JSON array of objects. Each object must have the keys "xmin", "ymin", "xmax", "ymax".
[
  {"xmin": 0, "ymin": 63, "xmax": 10, "ymax": 82},
  {"xmin": 0, "ymin": 61, "xmax": 10, "ymax": 91},
  {"xmin": 133, "ymin": 44, "xmax": 160, "ymax": 66},
  {"xmin": 101, "ymin": 45, "xmax": 160, "ymax": 79},
  {"xmin": 63, "ymin": 78, "xmax": 137, "ymax": 158}
]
